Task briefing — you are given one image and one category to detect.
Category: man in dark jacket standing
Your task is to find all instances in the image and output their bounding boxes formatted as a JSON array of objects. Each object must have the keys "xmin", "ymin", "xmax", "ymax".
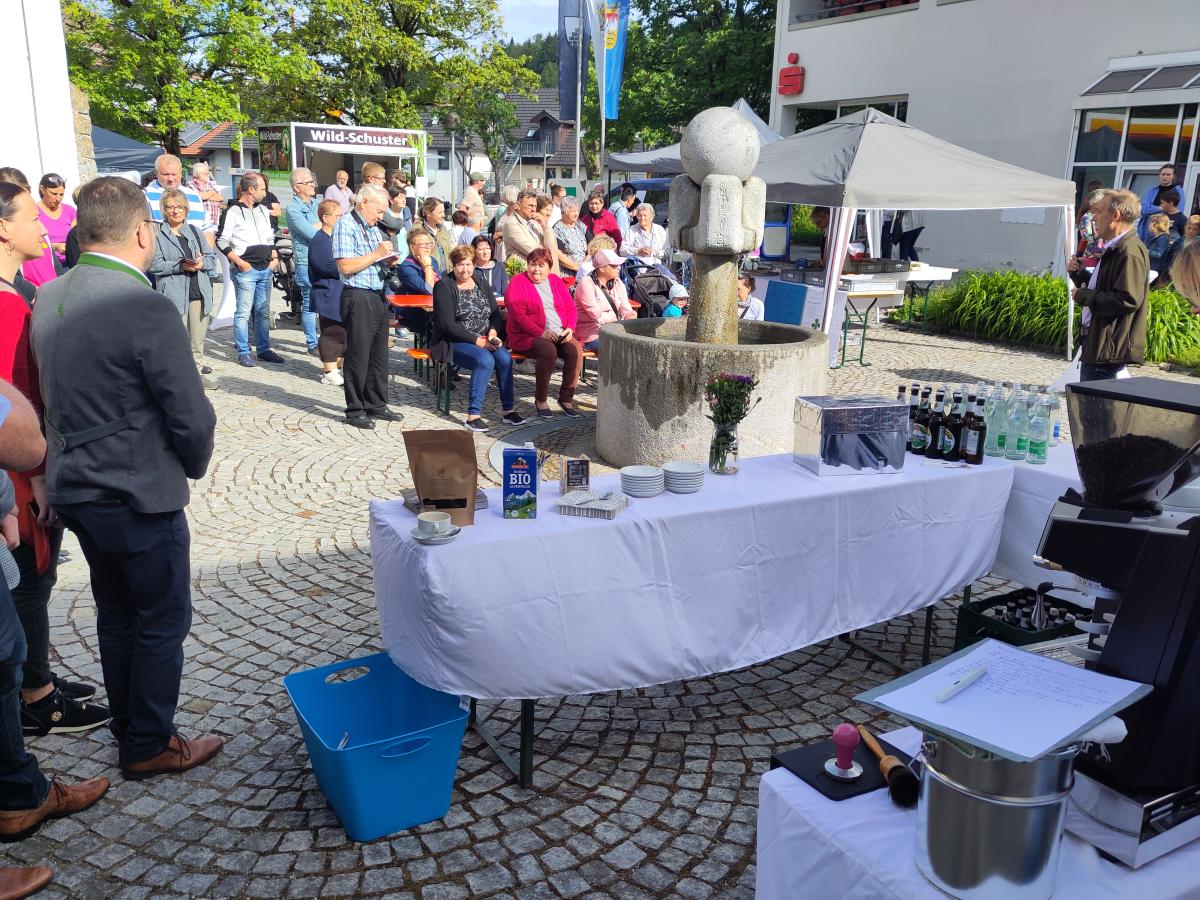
[
  {"xmin": 31, "ymin": 177, "xmax": 220, "ymax": 779},
  {"xmin": 1069, "ymin": 189, "xmax": 1149, "ymax": 381}
]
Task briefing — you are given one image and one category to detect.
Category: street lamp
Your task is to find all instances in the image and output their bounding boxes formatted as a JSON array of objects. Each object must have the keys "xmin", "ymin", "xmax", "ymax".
[{"xmin": 443, "ymin": 110, "xmax": 461, "ymax": 204}]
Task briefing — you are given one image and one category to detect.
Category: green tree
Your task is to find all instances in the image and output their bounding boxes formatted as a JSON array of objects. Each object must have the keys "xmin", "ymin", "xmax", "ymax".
[
  {"xmin": 277, "ymin": 0, "xmax": 534, "ymax": 132},
  {"xmin": 63, "ymin": 0, "xmax": 315, "ymax": 154},
  {"xmin": 502, "ymin": 33, "xmax": 559, "ymax": 82}
]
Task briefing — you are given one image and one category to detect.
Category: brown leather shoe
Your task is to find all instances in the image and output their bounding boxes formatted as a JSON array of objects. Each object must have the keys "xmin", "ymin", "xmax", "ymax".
[
  {"xmin": 0, "ymin": 866, "xmax": 53, "ymax": 899},
  {"xmin": 0, "ymin": 778, "xmax": 109, "ymax": 842},
  {"xmin": 122, "ymin": 734, "xmax": 222, "ymax": 780}
]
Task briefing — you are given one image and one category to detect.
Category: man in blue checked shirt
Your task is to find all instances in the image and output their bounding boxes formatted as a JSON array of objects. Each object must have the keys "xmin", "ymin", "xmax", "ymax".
[
  {"xmin": 332, "ymin": 183, "xmax": 404, "ymax": 429},
  {"xmin": 144, "ymin": 155, "xmax": 210, "ymax": 237},
  {"xmin": 286, "ymin": 167, "xmax": 321, "ymax": 355}
]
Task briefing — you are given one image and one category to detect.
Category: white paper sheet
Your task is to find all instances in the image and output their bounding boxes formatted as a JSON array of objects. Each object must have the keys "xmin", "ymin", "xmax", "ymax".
[{"xmin": 869, "ymin": 639, "xmax": 1147, "ymax": 760}]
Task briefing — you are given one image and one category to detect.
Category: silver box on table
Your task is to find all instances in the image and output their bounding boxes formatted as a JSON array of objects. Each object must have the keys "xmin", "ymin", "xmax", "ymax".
[{"xmin": 792, "ymin": 395, "xmax": 908, "ymax": 475}]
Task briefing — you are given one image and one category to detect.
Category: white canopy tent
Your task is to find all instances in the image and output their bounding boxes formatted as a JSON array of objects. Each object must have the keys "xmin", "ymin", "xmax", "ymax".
[
  {"xmin": 751, "ymin": 109, "xmax": 1079, "ymax": 361},
  {"xmin": 606, "ymin": 98, "xmax": 782, "ymax": 175}
]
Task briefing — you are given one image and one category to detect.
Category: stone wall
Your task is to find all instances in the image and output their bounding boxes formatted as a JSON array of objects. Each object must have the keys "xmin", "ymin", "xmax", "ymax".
[{"xmin": 71, "ymin": 84, "xmax": 97, "ymax": 183}]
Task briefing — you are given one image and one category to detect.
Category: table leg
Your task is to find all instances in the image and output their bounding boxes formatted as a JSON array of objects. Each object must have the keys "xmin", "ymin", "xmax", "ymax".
[
  {"xmin": 468, "ymin": 698, "xmax": 538, "ymax": 788},
  {"xmin": 857, "ymin": 300, "xmax": 876, "ymax": 367},
  {"xmin": 841, "ymin": 605, "xmax": 935, "ymax": 674}
]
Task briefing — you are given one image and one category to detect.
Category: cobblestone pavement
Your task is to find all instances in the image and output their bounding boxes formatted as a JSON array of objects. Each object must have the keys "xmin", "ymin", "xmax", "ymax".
[{"xmin": 11, "ymin": 310, "xmax": 1193, "ymax": 899}]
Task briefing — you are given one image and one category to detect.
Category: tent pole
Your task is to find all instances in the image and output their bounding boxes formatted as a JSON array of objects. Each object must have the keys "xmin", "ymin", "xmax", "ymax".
[{"xmin": 1061, "ymin": 204, "xmax": 1076, "ymax": 360}]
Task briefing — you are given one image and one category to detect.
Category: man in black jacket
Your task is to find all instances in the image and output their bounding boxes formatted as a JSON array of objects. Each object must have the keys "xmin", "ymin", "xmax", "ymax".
[
  {"xmin": 1068, "ymin": 189, "xmax": 1149, "ymax": 381},
  {"xmin": 31, "ymin": 177, "xmax": 221, "ymax": 779}
]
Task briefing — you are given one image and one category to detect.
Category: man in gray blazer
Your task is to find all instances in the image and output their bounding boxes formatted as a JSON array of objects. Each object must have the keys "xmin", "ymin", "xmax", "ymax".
[{"xmin": 31, "ymin": 177, "xmax": 221, "ymax": 780}]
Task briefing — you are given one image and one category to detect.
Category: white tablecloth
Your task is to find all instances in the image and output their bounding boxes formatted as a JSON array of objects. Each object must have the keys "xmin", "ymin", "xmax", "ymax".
[
  {"xmin": 993, "ymin": 445, "xmax": 1081, "ymax": 589},
  {"xmin": 371, "ymin": 454, "xmax": 1014, "ymax": 699},
  {"xmin": 757, "ymin": 727, "xmax": 1200, "ymax": 899}
]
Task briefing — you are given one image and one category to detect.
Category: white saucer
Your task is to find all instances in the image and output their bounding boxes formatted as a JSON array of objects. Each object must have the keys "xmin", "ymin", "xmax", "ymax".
[
  {"xmin": 411, "ymin": 525, "xmax": 461, "ymax": 545},
  {"xmin": 663, "ymin": 461, "xmax": 705, "ymax": 476},
  {"xmin": 621, "ymin": 465, "xmax": 664, "ymax": 478}
]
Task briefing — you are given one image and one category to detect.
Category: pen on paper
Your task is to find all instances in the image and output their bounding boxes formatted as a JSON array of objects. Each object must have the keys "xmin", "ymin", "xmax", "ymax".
[{"xmin": 936, "ymin": 665, "xmax": 988, "ymax": 702}]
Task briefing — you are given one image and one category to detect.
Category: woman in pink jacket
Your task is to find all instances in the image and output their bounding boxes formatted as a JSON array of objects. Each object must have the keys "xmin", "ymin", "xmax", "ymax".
[
  {"xmin": 574, "ymin": 248, "xmax": 636, "ymax": 351},
  {"xmin": 505, "ymin": 247, "xmax": 584, "ymax": 418}
]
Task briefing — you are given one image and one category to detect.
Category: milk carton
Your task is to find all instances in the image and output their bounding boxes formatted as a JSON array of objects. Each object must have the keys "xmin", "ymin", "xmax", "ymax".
[{"xmin": 502, "ymin": 445, "xmax": 539, "ymax": 519}]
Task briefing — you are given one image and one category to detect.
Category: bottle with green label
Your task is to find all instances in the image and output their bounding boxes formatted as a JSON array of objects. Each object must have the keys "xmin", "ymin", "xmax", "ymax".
[
  {"xmin": 1027, "ymin": 399, "xmax": 1050, "ymax": 465},
  {"xmin": 942, "ymin": 391, "xmax": 965, "ymax": 460},
  {"xmin": 1005, "ymin": 388, "xmax": 1029, "ymax": 461}
]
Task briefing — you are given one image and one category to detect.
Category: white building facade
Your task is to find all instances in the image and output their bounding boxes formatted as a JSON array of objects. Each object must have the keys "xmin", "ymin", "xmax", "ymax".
[
  {"xmin": 1, "ymin": 1, "xmax": 81, "ymax": 194},
  {"xmin": 770, "ymin": 0, "xmax": 1200, "ymax": 272}
]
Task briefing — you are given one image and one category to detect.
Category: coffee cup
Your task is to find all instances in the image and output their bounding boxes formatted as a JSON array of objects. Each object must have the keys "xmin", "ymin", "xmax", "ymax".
[{"xmin": 416, "ymin": 511, "xmax": 452, "ymax": 536}]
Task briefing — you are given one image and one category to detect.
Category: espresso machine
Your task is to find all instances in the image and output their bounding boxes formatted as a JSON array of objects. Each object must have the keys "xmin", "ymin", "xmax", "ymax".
[{"xmin": 1034, "ymin": 377, "xmax": 1200, "ymax": 867}]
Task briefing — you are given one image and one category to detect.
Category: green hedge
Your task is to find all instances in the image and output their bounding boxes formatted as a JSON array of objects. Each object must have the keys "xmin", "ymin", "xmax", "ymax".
[
  {"xmin": 790, "ymin": 204, "xmax": 824, "ymax": 245},
  {"xmin": 889, "ymin": 270, "xmax": 1200, "ymax": 364}
]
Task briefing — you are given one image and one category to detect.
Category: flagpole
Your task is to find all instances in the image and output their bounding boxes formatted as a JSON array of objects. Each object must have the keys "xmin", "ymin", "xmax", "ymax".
[{"xmin": 573, "ymin": 14, "xmax": 582, "ymax": 181}]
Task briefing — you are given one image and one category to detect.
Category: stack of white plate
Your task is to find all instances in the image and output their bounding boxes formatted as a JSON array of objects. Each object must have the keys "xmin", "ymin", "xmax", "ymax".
[
  {"xmin": 663, "ymin": 461, "xmax": 705, "ymax": 494},
  {"xmin": 620, "ymin": 465, "xmax": 665, "ymax": 497}
]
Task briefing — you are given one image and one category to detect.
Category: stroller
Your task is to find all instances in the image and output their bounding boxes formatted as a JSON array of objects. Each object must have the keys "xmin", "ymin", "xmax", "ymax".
[
  {"xmin": 273, "ymin": 229, "xmax": 303, "ymax": 321},
  {"xmin": 623, "ymin": 258, "xmax": 675, "ymax": 317}
]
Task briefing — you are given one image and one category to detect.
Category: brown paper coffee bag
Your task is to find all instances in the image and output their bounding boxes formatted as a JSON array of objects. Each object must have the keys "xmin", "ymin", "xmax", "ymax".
[{"xmin": 402, "ymin": 430, "xmax": 479, "ymax": 526}]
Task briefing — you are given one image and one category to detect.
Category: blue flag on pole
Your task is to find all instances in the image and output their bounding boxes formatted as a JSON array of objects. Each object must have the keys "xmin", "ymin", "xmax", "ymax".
[{"xmin": 600, "ymin": 0, "xmax": 630, "ymax": 120}]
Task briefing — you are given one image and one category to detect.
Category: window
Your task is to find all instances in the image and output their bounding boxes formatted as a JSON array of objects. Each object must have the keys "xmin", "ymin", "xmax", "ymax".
[
  {"xmin": 1123, "ymin": 105, "xmax": 1180, "ymax": 162},
  {"xmin": 1074, "ymin": 108, "xmax": 1125, "ymax": 162},
  {"xmin": 1084, "ymin": 69, "xmax": 1154, "ymax": 96},
  {"xmin": 793, "ymin": 107, "xmax": 837, "ymax": 134},
  {"xmin": 837, "ymin": 99, "xmax": 907, "ymax": 121},
  {"xmin": 430, "ymin": 149, "xmax": 450, "ymax": 171},
  {"xmin": 1137, "ymin": 65, "xmax": 1200, "ymax": 92}
]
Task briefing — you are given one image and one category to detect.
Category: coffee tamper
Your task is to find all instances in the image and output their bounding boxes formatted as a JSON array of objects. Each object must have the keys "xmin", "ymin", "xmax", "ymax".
[{"xmin": 825, "ymin": 722, "xmax": 864, "ymax": 781}]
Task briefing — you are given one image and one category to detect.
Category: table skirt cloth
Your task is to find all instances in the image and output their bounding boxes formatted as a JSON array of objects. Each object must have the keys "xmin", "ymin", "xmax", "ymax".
[{"xmin": 371, "ymin": 454, "xmax": 1014, "ymax": 699}]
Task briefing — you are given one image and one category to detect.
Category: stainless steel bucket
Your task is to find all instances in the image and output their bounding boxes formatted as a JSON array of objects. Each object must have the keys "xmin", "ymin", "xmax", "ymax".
[{"xmin": 914, "ymin": 735, "xmax": 1077, "ymax": 899}]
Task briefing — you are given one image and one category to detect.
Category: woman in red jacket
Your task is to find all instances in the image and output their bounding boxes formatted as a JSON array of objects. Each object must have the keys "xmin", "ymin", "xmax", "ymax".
[
  {"xmin": 0, "ymin": 183, "xmax": 107, "ymax": 735},
  {"xmin": 504, "ymin": 247, "xmax": 584, "ymax": 418}
]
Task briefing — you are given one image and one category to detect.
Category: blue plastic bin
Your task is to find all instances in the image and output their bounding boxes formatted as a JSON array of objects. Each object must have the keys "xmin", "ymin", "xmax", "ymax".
[{"xmin": 284, "ymin": 653, "xmax": 469, "ymax": 841}]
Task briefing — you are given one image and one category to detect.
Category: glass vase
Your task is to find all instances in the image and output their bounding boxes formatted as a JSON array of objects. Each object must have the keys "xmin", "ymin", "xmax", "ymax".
[{"xmin": 709, "ymin": 422, "xmax": 740, "ymax": 475}]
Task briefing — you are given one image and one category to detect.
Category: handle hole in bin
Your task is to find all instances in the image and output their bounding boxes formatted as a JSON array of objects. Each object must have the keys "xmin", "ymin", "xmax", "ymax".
[
  {"xmin": 324, "ymin": 666, "xmax": 369, "ymax": 685},
  {"xmin": 380, "ymin": 736, "xmax": 432, "ymax": 759}
]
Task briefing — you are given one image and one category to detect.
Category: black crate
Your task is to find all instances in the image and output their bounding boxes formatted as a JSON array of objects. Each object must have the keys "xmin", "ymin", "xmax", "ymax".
[{"xmin": 953, "ymin": 587, "xmax": 1092, "ymax": 650}]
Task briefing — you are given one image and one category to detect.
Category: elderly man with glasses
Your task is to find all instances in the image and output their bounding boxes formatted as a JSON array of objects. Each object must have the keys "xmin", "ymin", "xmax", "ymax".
[
  {"xmin": 145, "ymin": 154, "xmax": 208, "ymax": 237},
  {"xmin": 286, "ymin": 167, "xmax": 322, "ymax": 354}
]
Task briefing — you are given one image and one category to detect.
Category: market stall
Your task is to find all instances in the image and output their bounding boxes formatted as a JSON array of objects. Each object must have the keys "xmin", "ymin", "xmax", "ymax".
[{"xmin": 751, "ymin": 109, "xmax": 1078, "ymax": 363}]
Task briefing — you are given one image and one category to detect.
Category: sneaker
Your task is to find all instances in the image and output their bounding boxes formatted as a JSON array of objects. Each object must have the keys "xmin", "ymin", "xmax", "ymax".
[
  {"xmin": 463, "ymin": 417, "xmax": 490, "ymax": 433},
  {"xmin": 558, "ymin": 404, "xmax": 585, "ymax": 419},
  {"xmin": 502, "ymin": 412, "xmax": 526, "ymax": 426},
  {"xmin": 238, "ymin": 353, "xmax": 255, "ymax": 367},
  {"xmin": 320, "ymin": 370, "xmax": 344, "ymax": 386},
  {"xmin": 395, "ymin": 327, "xmax": 411, "ymax": 339},
  {"xmin": 307, "ymin": 346, "xmax": 320, "ymax": 357},
  {"xmin": 257, "ymin": 349, "xmax": 286, "ymax": 364},
  {"xmin": 50, "ymin": 675, "xmax": 96, "ymax": 701},
  {"xmin": 199, "ymin": 365, "xmax": 213, "ymax": 375},
  {"xmin": 536, "ymin": 406, "xmax": 556, "ymax": 420},
  {"xmin": 21, "ymin": 690, "xmax": 110, "ymax": 737}
]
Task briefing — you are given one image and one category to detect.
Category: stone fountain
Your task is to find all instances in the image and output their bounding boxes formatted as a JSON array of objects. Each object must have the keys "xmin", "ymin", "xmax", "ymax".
[{"xmin": 595, "ymin": 107, "xmax": 829, "ymax": 468}]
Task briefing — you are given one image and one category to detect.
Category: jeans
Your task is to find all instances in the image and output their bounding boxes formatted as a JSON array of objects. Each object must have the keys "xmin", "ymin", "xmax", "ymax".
[
  {"xmin": 232, "ymin": 266, "xmax": 272, "ymax": 355},
  {"xmin": 1080, "ymin": 362, "xmax": 1124, "ymax": 381},
  {"xmin": 57, "ymin": 503, "xmax": 192, "ymax": 765},
  {"xmin": 11, "ymin": 527, "xmax": 64, "ymax": 691},
  {"xmin": 0, "ymin": 578, "xmax": 48, "ymax": 810},
  {"xmin": 452, "ymin": 343, "xmax": 514, "ymax": 416},
  {"xmin": 583, "ymin": 338, "xmax": 601, "ymax": 352},
  {"xmin": 295, "ymin": 264, "xmax": 318, "ymax": 349}
]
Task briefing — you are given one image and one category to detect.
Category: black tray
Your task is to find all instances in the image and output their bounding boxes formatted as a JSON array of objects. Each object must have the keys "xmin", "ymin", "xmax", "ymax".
[{"xmin": 770, "ymin": 734, "xmax": 912, "ymax": 801}]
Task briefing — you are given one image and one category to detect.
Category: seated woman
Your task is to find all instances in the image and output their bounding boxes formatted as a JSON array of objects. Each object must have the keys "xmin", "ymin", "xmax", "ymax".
[
  {"xmin": 432, "ymin": 245, "xmax": 525, "ymax": 432},
  {"xmin": 622, "ymin": 203, "xmax": 668, "ymax": 265},
  {"xmin": 308, "ymin": 199, "xmax": 347, "ymax": 386},
  {"xmin": 577, "ymin": 234, "xmax": 618, "ymax": 279},
  {"xmin": 552, "ymin": 197, "xmax": 587, "ymax": 275},
  {"xmin": 737, "ymin": 273, "xmax": 765, "ymax": 321},
  {"xmin": 574, "ymin": 248, "xmax": 636, "ymax": 351},
  {"xmin": 472, "ymin": 234, "xmax": 504, "ymax": 298},
  {"xmin": 505, "ymin": 247, "xmax": 584, "ymax": 419},
  {"xmin": 393, "ymin": 229, "xmax": 441, "ymax": 336}
]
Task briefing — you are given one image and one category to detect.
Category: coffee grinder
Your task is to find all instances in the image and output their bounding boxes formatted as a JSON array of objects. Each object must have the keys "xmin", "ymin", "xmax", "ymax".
[{"xmin": 1033, "ymin": 377, "xmax": 1200, "ymax": 867}]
